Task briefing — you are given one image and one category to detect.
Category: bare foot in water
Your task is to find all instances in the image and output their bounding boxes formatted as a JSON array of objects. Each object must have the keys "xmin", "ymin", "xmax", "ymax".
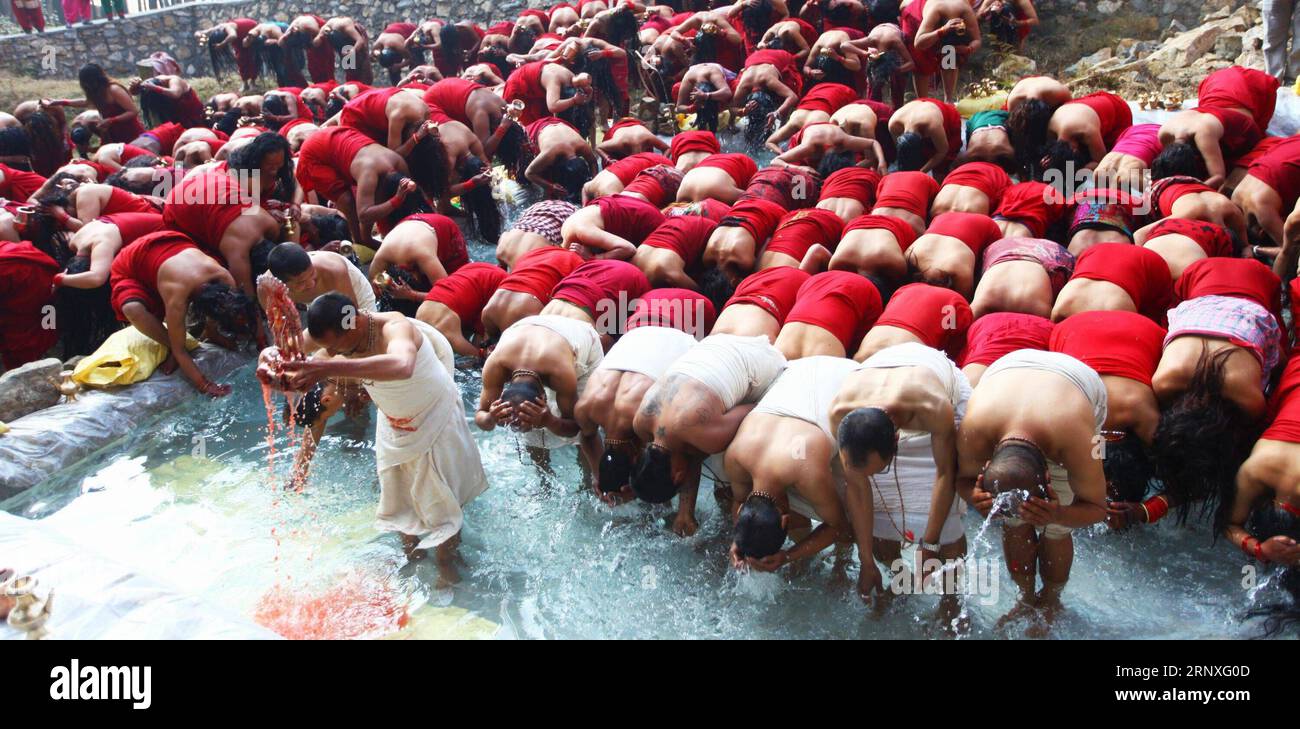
[
  {"xmin": 434, "ymin": 536, "xmax": 461, "ymax": 587},
  {"xmin": 1026, "ymin": 590, "xmax": 1063, "ymax": 638},
  {"xmin": 995, "ymin": 595, "xmax": 1039, "ymax": 633},
  {"xmin": 401, "ymin": 533, "xmax": 427, "ymax": 561},
  {"xmin": 936, "ymin": 595, "xmax": 969, "ymax": 637}
]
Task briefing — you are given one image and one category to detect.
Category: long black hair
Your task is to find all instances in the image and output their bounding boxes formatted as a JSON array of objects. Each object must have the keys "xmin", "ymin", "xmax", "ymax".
[
  {"xmin": 251, "ymin": 34, "xmax": 290, "ymax": 86},
  {"xmin": 496, "ymin": 119, "xmax": 528, "ymax": 178},
  {"xmin": 741, "ymin": 0, "xmax": 776, "ymax": 45},
  {"xmin": 1244, "ymin": 505, "xmax": 1300, "ymax": 637},
  {"xmin": 407, "ymin": 133, "xmax": 451, "ymax": 202},
  {"xmin": 987, "ymin": 0, "xmax": 1020, "ymax": 46},
  {"xmin": 1151, "ymin": 141, "xmax": 1209, "ymax": 182},
  {"xmin": 694, "ymin": 80, "xmax": 720, "ymax": 133},
  {"xmin": 22, "ymin": 111, "xmax": 64, "ymax": 177},
  {"xmin": 206, "ymin": 29, "xmax": 238, "ymax": 79},
  {"xmin": 867, "ymin": 50, "xmax": 902, "ymax": 102},
  {"xmin": 1008, "ymin": 98, "xmax": 1052, "ymax": 176},
  {"xmin": 1152, "ymin": 347, "xmax": 1263, "ymax": 535},
  {"xmin": 281, "ymin": 29, "xmax": 311, "ymax": 79},
  {"xmin": 457, "ymin": 154, "xmax": 502, "ymax": 242},
  {"xmin": 227, "ymin": 131, "xmax": 297, "ymax": 202},
  {"xmin": 190, "ymin": 281, "xmax": 259, "ymax": 343},
  {"xmin": 139, "ymin": 79, "xmax": 176, "ymax": 128},
  {"xmin": 0, "ymin": 125, "xmax": 33, "ymax": 169},
  {"xmin": 56, "ymin": 255, "xmax": 117, "ymax": 357},
  {"xmin": 377, "ymin": 171, "xmax": 434, "ymax": 228},
  {"xmin": 744, "ymin": 89, "xmax": 778, "ymax": 146}
]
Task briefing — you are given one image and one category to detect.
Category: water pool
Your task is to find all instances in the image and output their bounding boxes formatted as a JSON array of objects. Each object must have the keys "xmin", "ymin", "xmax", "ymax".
[{"xmin": 7, "ymin": 102, "xmax": 1298, "ymax": 639}]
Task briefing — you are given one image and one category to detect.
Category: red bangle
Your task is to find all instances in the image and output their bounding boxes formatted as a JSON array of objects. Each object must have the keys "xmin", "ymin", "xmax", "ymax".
[
  {"xmin": 601, "ymin": 49, "xmax": 617, "ymax": 59},
  {"xmin": 1142, "ymin": 495, "xmax": 1169, "ymax": 523},
  {"xmin": 462, "ymin": 178, "xmax": 477, "ymax": 191},
  {"xmin": 52, "ymin": 272, "xmax": 65, "ymax": 287},
  {"xmin": 1255, "ymin": 539, "xmax": 1265, "ymax": 561}
]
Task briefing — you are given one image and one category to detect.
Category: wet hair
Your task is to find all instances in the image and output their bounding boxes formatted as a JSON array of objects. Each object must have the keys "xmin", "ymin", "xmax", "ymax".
[
  {"xmin": 692, "ymin": 31, "xmax": 720, "ymax": 65},
  {"xmin": 326, "ymin": 29, "xmax": 354, "ymax": 53},
  {"xmin": 288, "ymin": 381, "xmax": 329, "ymax": 427},
  {"xmin": 439, "ymin": 22, "xmax": 463, "ymax": 69},
  {"xmin": 869, "ymin": 0, "xmax": 902, "ymax": 24},
  {"xmin": 982, "ymin": 439, "xmax": 1049, "ymax": 499},
  {"xmin": 70, "ymin": 125, "xmax": 94, "ymax": 150},
  {"xmin": 407, "ymin": 134, "xmax": 451, "ymax": 201},
  {"xmin": 78, "ymin": 64, "xmax": 114, "ymax": 107},
  {"xmin": 741, "ymin": 0, "xmax": 776, "ymax": 43},
  {"xmin": 307, "ymin": 212, "xmax": 350, "ymax": 248},
  {"xmin": 378, "ymin": 265, "xmax": 424, "ymax": 316},
  {"xmin": 825, "ymin": 0, "xmax": 855, "ymax": 26},
  {"xmin": 744, "ymin": 89, "xmax": 778, "ymax": 146},
  {"xmin": 23, "ymin": 111, "xmax": 64, "ymax": 177},
  {"xmin": 606, "ymin": 7, "xmax": 639, "ymax": 47},
  {"xmin": 867, "ymin": 50, "xmax": 902, "ymax": 102},
  {"xmin": 1152, "ymin": 347, "xmax": 1261, "ymax": 535},
  {"xmin": 281, "ymin": 28, "xmax": 310, "ymax": 76},
  {"xmin": 557, "ymin": 86, "xmax": 594, "ymax": 140},
  {"xmin": 267, "ymin": 241, "xmax": 313, "ymax": 281},
  {"xmin": 552, "ymin": 156, "xmax": 592, "ymax": 203},
  {"xmin": 1007, "ymin": 98, "xmax": 1051, "ymax": 174},
  {"xmin": 227, "ymin": 131, "xmax": 296, "ymax": 201},
  {"xmin": 214, "ymin": 108, "xmax": 244, "ymax": 136},
  {"xmin": 0, "ymin": 126, "xmax": 32, "ymax": 162},
  {"xmin": 206, "ymin": 29, "xmax": 237, "ymax": 79},
  {"xmin": 598, "ymin": 445, "xmax": 635, "ymax": 494},
  {"xmin": 251, "ymin": 35, "xmax": 289, "ymax": 86},
  {"xmin": 734, "ymin": 494, "xmax": 786, "ymax": 559},
  {"xmin": 501, "ymin": 375, "xmax": 545, "ymax": 408},
  {"xmin": 1038, "ymin": 139, "xmax": 1091, "ymax": 182},
  {"xmin": 812, "ymin": 53, "xmax": 853, "ymax": 88},
  {"xmin": 139, "ymin": 80, "xmax": 177, "ymax": 128},
  {"xmin": 630, "ymin": 443, "xmax": 678, "ymax": 503},
  {"xmin": 696, "ymin": 265, "xmax": 736, "ymax": 315},
  {"xmin": 105, "ymin": 167, "xmax": 161, "ymax": 195},
  {"xmin": 378, "ymin": 48, "xmax": 405, "ymax": 85},
  {"xmin": 55, "ymin": 254, "xmax": 115, "ymax": 357},
  {"xmin": 190, "ymin": 281, "xmax": 258, "ymax": 342},
  {"xmin": 306, "ymin": 291, "xmax": 359, "ymax": 338},
  {"xmin": 377, "ymin": 171, "xmax": 434, "ymax": 227},
  {"xmin": 457, "ymin": 154, "xmax": 502, "ymax": 242},
  {"xmin": 694, "ymin": 80, "xmax": 720, "ymax": 133},
  {"xmin": 249, "ymin": 238, "xmax": 277, "ymax": 280},
  {"xmin": 510, "ymin": 26, "xmax": 539, "ymax": 54},
  {"xmin": 987, "ymin": 0, "xmax": 1020, "ymax": 46},
  {"xmin": 837, "ymin": 407, "xmax": 897, "ymax": 469},
  {"xmin": 893, "ymin": 131, "xmax": 925, "ymax": 171},
  {"xmin": 818, "ymin": 149, "xmax": 857, "ymax": 177},
  {"xmin": 1244, "ymin": 505, "xmax": 1300, "ymax": 637},
  {"xmin": 1150, "ymin": 141, "xmax": 1208, "ymax": 182},
  {"xmin": 763, "ymin": 35, "xmax": 787, "ymax": 51},
  {"xmin": 589, "ymin": 57, "xmax": 628, "ymax": 118},
  {"xmin": 479, "ymin": 45, "xmax": 511, "ymax": 79},
  {"xmin": 324, "ymin": 95, "xmax": 346, "ymax": 120},
  {"xmin": 260, "ymin": 93, "xmax": 290, "ymax": 130},
  {"xmin": 1102, "ymin": 432, "xmax": 1155, "ymax": 504},
  {"xmin": 496, "ymin": 119, "xmax": 528, "ymax": 177}
]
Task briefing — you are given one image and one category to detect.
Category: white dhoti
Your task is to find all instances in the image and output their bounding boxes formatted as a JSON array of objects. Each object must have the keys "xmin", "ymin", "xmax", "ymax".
[
  {"xmin": 664, "ymin": 333, "xmax": 788, "ymax": 410},
  {"xmin": 983, "ymin": 348, "xmax": 1108, "ymax": 538},
  {"xmin": 597, "ymin": 326, "xmax": 697, "ymax": 380},
  {"xmin": 366, "ymin": 330, "xmax": 488, "ymax": 548},
  {"xmin": 500, "ymin": 314, "xmax": 604, "ymax": 449},
  {"xmin": 343, "ymin": 256, "xmax": 378, "ymax": 313},
  {"xmin": 858, "ymin": 343, "xmax": 973, "ymax": 545},
  {"xmin": 408, "ymin": 316, "xmax": 456, "ymax": 376}
]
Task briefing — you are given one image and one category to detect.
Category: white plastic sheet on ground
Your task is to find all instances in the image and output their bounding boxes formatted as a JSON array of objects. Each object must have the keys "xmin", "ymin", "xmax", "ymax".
[
  {"xmin": 0, "ymin": 345, "xmax": 248, "ymax": 499},
  {"xmin": 0, "ymin": 512, "xmax": 279, "ymax": 640},
  {"xmin": 1128, "ymin": 86, "xmax": 1300, "ymax": 132}
]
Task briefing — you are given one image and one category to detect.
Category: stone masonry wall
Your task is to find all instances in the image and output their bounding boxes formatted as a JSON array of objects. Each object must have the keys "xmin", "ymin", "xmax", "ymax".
[{"xmin": 0, "ymin": 0, "xmax": 545, "ymax": 78}]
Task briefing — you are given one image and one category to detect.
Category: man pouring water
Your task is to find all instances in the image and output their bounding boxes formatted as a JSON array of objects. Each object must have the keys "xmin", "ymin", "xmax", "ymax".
[{"xmin": 257, "ymin": 292, "xmax": 488, "ymax": 585}]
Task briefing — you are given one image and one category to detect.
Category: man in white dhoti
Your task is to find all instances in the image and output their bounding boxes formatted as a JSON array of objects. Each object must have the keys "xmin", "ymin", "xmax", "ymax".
[
  {"xmin": 725, "ymin": 356, "xmax": 858, "ymax": 573},
  {"xmin": 575, "ymin": 324, "xmax": 697, "ymax": 519},
  {"xmin": 476, "ymin": 313, "xmax": 605, "ymax": 473},
  {"xmin": 259, "ymin": 293, "xmax": 488, "ymax": 584},
  {"xmin": 631, "ymin": 333, "xmax": 788, "ymax": 515},
  {"xmin": 828, "ymin": 342, "xmax": 972, "ymax": 619},
  {"xmin": 957, "ymin": 348, "xmax": 1108, "ymax": 635}
]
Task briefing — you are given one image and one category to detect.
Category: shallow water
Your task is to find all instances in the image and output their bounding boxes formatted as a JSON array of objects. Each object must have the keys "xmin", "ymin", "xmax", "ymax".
[{"xmin": 7, "ymin": 108, "xmax": 1299, "ymax": 639}]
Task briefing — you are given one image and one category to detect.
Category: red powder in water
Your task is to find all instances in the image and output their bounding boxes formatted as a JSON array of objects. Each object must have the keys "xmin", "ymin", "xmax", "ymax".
[{"xmin": 253, "ymin": 573, "xmax": 411, "ymax": 640}]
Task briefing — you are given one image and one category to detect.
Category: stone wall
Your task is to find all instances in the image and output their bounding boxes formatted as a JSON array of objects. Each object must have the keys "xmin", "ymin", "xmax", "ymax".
[{"xmin": 0, "ymin": 0, "xmax": 544, "ymax": 77}]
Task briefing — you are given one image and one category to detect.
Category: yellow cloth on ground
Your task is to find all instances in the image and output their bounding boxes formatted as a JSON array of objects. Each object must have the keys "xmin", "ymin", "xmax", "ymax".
[
  {"xmin": 956, "ymin": 92, "xmax": 1008, "ymax": 119},
  {"xmin": 72, "ymin": 326, "xmax": 199, "ymax": 387}
]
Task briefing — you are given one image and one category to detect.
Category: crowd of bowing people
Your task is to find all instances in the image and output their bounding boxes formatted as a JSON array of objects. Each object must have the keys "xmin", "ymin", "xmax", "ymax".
[{"xmin": 2, "ymin": 0, "xmax": 1300, "ymax": 635}]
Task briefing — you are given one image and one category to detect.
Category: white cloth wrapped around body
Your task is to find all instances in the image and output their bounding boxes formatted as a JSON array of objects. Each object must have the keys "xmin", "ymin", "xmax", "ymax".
[
  {"xmin": 365, "ymin": 325, "xmax": 488, "ymax": 549},
  {"xmin": 597, "ymin": 325, "xmax": 698, "ymax": 380},
  {"xmin": 663, "ymin": 333, "xmax": 788, "ymax": 410},
  {"xmin": 343, "ymin": 255, "xmax": 379, "ymax": 314},
  {"xmin": 499, "ymin": 314, "xmax": 604, "ymax": 449}
]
